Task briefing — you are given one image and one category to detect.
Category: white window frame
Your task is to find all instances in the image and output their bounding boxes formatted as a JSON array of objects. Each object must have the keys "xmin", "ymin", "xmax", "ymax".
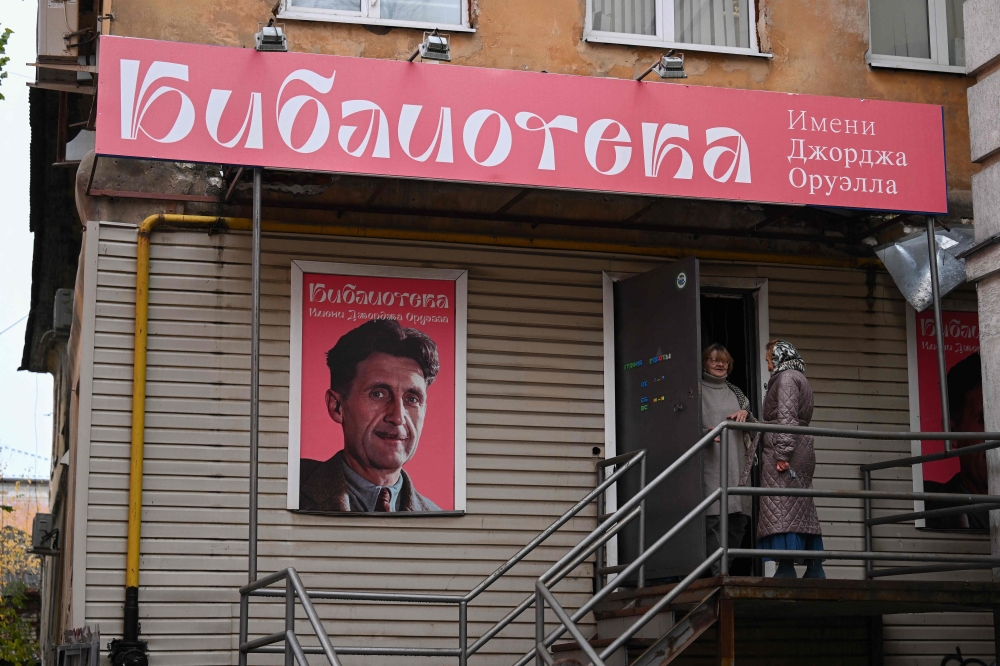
[
  {"xmin": 277, "ymin": 0, "xmax": 473, "ymax": 32},
  {"xmin": 865, "ymin": 0, "xmax": 967, "ymax": 74},
  {"xmin": 584, "ymin": 0, "xmax": 770, "ymax": 58}
]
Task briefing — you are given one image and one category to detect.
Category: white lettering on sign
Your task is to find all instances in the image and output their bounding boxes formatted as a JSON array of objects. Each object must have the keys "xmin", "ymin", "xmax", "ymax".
[
  {"xmin": 788, "ymin": 110, "xmax": 875, "ymax": 135},
  {"xmin": 339, "ymin": 100, "xmax": 391, "ymax": 158},
  {"xmin": 463, "ymin": 109, "xmax": 513, "ymax": 167},
  {"xmin": 514, "ymin": 112, "xmax": 578, "ymax": 171},
  {"xmin": 921, "ymin": 318, "xmax": 979, "ymax": 339},
  {"xmin": 641, "ymin": 123, "xmax": 693, "ymax": 179},
  {"xmin": 585, "ymin": 119, "xmax": 632, "ymax": 176},
  {"xmin": 704, "ymin": 127, "xmax": 751, "ymax": 183},
  {"xmin": 788, "ymin": 168, "xmax": 898, "ymax": 197},
  {"xmin": 275, "ymin": 69, "xmax": 336, "ymax": 154},
  {"xmin": 309, "ymin": 282, "xmax": 450, "ymax": 309},
  {"xmin": 205, "ymin": 90, "xmax": 263, "ymax": 149},
  {"xmin": 120, "ymin": 60, "xmax": 195, "ymax": 143},
  {"xmin": 97, "ymin": 39, "xmax": 950, "ymax": 214},
  {"xmin": 397, "ymin": 105, "xmax": 454, "ymax": 163}
]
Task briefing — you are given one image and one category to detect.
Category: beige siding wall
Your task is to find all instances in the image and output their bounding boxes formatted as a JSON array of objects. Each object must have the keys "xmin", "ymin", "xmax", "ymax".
[{"xmin": 80, "ymin": 221, "xmax": 991, "ymax": 665}]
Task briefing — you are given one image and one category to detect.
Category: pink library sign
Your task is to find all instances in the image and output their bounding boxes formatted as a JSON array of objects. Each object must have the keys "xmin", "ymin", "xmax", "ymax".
[{"xmin": 97, "ymin": 35, "xmax": 949, "ymax": 214}]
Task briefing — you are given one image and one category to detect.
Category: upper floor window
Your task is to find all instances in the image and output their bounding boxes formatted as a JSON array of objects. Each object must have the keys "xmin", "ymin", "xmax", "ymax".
[
  {"xmin": 278, "ymin": 0, "xmax": 472, "ymax": 31},
  {"xmin": 867, "ymin": 0, "xmax": 966, "ymax": 73},
  {"xmin": 585, "ymin": 0, "xmax": 764, "ymax": 57}
]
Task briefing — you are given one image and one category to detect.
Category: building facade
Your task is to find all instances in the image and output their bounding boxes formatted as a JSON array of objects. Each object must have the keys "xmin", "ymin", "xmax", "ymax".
[{"xmin": 24, "ymin": 0, "xmax": 999, "ymax": 664}]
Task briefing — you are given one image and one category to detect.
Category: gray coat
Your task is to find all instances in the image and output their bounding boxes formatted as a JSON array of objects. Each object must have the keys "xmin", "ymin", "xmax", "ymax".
[
  {"xmin": 701, "ymin": 375, "xmax": 751, "ymax": 516},
  {"xmin": 749, "ymin": 369, "xmax": 822, "ymax": 538}
]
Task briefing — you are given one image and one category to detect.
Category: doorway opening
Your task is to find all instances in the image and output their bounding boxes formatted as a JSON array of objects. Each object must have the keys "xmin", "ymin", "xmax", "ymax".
[{"xmin": 701, "ymin": 289, "xmax": 761, "ymax": 576}]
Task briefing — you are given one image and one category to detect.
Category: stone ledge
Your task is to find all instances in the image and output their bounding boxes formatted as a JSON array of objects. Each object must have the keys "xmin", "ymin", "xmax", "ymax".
[
  {"xmin": 973, "ymin": 161, "xmax": 1000, "ymax": 240},
  {"xmin": 965, "ymin": 0, "xmax": 1000, "ymax": 74},
  {"xmin": 969, "ymin": 73, "xmax": 1000, "ymax": 162}
]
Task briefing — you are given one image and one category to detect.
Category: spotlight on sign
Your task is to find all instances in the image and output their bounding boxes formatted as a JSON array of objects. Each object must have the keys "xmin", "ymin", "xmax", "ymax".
[
  {"xmin": 408, "ymin": 30, "xmax": 451, "ymax": 62},
  {"xmin": 636, "ymin": 50, "xmax": 687, "ymax": 81},
  {"xmin": 255, "ymin": 19, "xmax": 288, "ymax": 52}
]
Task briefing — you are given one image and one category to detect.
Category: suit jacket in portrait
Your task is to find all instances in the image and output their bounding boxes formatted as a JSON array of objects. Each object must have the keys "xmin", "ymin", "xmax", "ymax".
[{"xmin": 298, "ymin": 450, "xmax": 441, "ymax": 512}]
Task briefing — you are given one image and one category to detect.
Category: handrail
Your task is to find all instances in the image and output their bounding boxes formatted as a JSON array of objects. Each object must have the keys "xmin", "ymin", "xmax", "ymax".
[
  {"xmin": 243, "ymin": 423, "xmax": 1000, "ymax": 666},
  {"xmin": 239, "ymin": 568, "xmax": 343, "ymax": 666},
  {"xmin": 240, "ymin": 449, "xmax": 647, "ymax": 663},
  {"xmin": 533, "ymin": 423, "xmax": 1000, "ymax": 666}
]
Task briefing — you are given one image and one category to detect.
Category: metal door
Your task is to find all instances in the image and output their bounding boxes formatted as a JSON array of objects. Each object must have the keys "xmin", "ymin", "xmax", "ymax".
[{"xmin": 614, "ymin": 257, "xmax": 704, "ymax": 580}]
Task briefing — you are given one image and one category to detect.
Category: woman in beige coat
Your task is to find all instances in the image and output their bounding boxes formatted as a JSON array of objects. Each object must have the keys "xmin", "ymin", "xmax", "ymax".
[{"xmin": 754, "ymin": 340, "xmax": 825, "ymax": 579}]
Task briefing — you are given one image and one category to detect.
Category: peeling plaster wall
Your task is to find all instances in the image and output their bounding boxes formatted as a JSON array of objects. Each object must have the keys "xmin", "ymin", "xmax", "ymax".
[{"xmin": 108, "ymin": 0, "xmax": 975, "ymax": 194}]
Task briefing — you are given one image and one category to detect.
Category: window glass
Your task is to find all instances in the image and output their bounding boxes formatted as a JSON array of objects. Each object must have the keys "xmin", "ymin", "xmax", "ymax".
[
  {"xmin": 870, "ymin": 0, "xmax": 931, "ymax": 59},
  {"xmin": 381, "ymin": 0, "xmax": 462, "ymax": 25},
  {"xmin": 592, "ymin": 0, "xmax": 656, "ymax": 35},
  {"xmin": 291, "ymin": 0, "xmax": 362, "ymax": 10},
  {"xmin": 674, "ymin": 0, "xmax": 749, "ymax": 48},
  {"xmin": 945, "ymin": 0, "xmax": 966, "ymax": 66}
]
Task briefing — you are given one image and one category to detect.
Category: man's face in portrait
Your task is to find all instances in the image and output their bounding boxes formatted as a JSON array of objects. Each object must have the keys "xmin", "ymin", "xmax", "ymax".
[{"xmin": 326, "ymin": 352, "xmax": 428, "ymax": 476}]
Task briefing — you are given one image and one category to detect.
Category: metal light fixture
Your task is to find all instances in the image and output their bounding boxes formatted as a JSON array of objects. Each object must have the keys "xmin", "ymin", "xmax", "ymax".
[
  {"xmin": 874, "ymin": 224, "xmax": 975, "ymax": 312},
  {"xmin": 408, "ymin": 30, "xmax": 451, "ymax": 62},
  {"xmin": 636, "ymin": 50, "xmax": 686, "ymax": 81},
  {"xmin": 255, "ymin": 19, "xmax": 288, "ymax": 52}
]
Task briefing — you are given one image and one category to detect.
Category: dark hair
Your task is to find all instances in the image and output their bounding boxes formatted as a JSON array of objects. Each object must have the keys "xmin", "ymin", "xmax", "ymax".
[
  {"xmin": 326, "ymin": 319, "xmax": 439, "ymax": 395},
  {"xmin": 552, "ymin": 660, "xmax": 586, "ymax": 666},
  {"xmin": 947, "ymin": 352, "xmax": 982, "ymax": 426}
]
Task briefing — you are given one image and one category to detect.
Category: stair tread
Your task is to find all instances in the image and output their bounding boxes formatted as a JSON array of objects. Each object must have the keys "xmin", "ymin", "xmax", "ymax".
[
  {"xmin": 593, "ymin": 587, "xmax": 721, "ymax": 618},
  {"xmin": 595, "ymin": 602, "xmax": 703, "ymax": 620},
  {"xmin": 552, "ymin": 637, "xmax": 655, "ymax": 652}
]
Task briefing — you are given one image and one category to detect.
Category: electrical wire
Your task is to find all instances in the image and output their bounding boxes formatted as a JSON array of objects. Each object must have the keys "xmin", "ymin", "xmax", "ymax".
[{"xmin": 0, "ymin": 314, "xmax": 28, "ymax": 338}]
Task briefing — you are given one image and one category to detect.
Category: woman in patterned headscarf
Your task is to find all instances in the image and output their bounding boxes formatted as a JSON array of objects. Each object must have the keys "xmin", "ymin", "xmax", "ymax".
[{"xmin": 746, "ymin": 339, "xmax": 825, "ymax": 578}]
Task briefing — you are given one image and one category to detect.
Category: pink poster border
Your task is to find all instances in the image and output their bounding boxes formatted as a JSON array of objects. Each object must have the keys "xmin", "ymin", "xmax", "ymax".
[{"xmin": 286, "ymin": 259, "xmax": 468, "ymax": 514}]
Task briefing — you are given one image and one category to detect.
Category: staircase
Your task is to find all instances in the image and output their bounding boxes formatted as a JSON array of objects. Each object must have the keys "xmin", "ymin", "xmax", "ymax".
[
  {"xmin": 553, "ymin": 582, "xmax": 722, "ymax": 666},
  {"xmin": 237, "ymin": 422, "xmax": 1000, "ymax": 666}
]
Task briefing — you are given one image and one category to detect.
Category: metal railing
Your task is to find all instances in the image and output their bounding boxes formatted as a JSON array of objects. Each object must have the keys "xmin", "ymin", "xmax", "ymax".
[
  {"xmin": 534, "ymin": 422, "xmax": 1000, "ymax": 666},
  {"xmin": 860, "ymin": 437, "xmax": 1000, "ymax": 578},
  {"xmin": 238, "ymin": 449, "xmax": 647, "ymax": 664},
  {"xmin": 240, "ymin": 422, "xmax": 1000, "ymax": 666}
]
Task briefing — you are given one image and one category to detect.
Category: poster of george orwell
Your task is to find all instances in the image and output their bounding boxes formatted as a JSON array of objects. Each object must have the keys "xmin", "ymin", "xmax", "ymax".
[{"xmin": 287, "ymin": 261, "xmax": 467, "ymax": 515}]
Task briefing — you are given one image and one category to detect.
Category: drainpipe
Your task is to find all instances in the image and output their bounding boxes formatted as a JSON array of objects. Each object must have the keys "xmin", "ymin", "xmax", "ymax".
[{"xmin": 111, "ymin": 212, "xmax": 882, "ymax": 665}]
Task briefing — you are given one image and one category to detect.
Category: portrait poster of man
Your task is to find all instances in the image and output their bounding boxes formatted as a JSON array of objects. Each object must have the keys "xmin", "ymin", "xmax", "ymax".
[
  {"xmin": 908, "ymin": 309, "xmax": 984, "ymax": 531},
  {"xmin": 287, "ymin": 261, "xmax": 468, "ymax": 514}
]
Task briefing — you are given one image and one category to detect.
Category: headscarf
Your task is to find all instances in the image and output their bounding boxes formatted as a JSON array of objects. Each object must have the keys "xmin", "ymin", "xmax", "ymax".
[{"xmin": 769, "ymin": 340, "xmax": 805, "ymax": 375}]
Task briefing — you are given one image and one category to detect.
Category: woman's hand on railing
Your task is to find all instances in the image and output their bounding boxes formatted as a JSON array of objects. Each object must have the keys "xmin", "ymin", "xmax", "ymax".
[{"xmin": 727, "ymin": 410, "xmax": 749, "ymax": 423}]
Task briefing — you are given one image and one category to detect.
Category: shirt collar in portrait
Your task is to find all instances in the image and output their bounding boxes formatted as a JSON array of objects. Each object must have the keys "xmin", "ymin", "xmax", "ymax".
[{"xmin": 342, "ymin": 460, "xmax": 403, "ymax": 512}]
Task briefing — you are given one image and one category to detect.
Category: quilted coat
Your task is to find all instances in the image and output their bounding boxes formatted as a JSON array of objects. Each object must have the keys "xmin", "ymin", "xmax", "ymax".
[{"xmin": 753, "ymin": 368, "xmax": 822, "ymax": 538}]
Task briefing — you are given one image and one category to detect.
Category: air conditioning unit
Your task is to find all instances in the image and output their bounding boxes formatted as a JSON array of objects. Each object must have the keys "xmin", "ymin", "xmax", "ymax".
[
  {"xmin": 54, "ymin": 287, "xmax": 74, "ymax": 333},
  {"xmin": 37, "ymin": 0, "xmax": 79, "ymax": 59},
  {"xmin": 32, "ymin": 513, "xmax": 59, "ymax": 554}
]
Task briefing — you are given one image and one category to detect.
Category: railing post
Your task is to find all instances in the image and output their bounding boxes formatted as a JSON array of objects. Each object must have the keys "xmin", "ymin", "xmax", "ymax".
[
  {"xmin": 595, "ymin": 465, "xmax": 605, "ymax": 594},
  {"xmin": 720, "ymin": 426, "xmax": 729, "ymax": 576},
  {"xmin": 285, "ymin": 576, "xmax": 295, "ymax": 666},
  {"xmin": 863, "ymin": 469, "xmax": 873, "ymax": 580},
  {"xmin": 238, "ymin": 592, "xmax": 249, "ymax": 666},
  {"xmin": 535, "ymin": 588, "xmax": 545, "ymax": 666},
  {"xmin": 926, "ymin": 217, "xmax": 952, "ymax": 452},
  {"xmin": 459, "ymin": 600, "xmax": 468, "ymax": 666},
  {"xmin": 638, "ymin": 455, "xmax": 646, "ymax": 589}
]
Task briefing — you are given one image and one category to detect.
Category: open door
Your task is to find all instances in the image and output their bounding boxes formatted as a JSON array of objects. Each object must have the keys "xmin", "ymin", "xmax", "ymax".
[{"xmin": 614, "ymin": 257, "xmax": 704, "ymax": 580}]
